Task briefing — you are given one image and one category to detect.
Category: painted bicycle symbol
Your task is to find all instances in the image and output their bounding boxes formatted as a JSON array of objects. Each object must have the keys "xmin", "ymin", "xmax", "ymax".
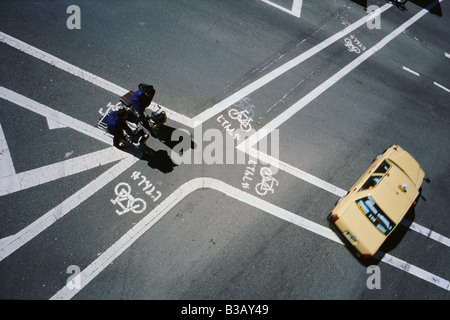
[
  {"xmin": 228, "ymin": 108, "xmax": 253, "ymax": 132},
  {"xmin": 344, "ymin": 38, "xmax": 361, "ymax": 54},
  {"xmin": 255, "ymin": 167, "xmax": 279, "ymax": 196},
  {"xmin": 110, "ymin": 182, "xmax": 146, "ymax": 215}
]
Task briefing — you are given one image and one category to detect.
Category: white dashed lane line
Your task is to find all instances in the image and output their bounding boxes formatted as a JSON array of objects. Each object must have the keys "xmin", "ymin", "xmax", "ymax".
[{"xmin": 402, "ymin": 66, "xmax": 450, "ymax": 93}]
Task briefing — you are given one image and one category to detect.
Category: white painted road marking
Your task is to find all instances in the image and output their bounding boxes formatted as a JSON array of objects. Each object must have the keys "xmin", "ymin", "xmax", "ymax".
[
  {"xmin": 402, "ymin": 66, "xmax": 420, "ymax": 76},
  {"xmin": 247, "ymin": 147, "xmax": 450, "ymax": 250},
  {"xmin": 0, "ymin": 155, "xmax": 139, "ymax": 262},
  {"xmin": 0, "ymin": 87, "xmax": 132, "ymax": 196},
  {"xmin": 246, "ymin": 147, "xmax": 348, "ymax": 197},
  {"xmin": 0, "ymin": 124, "xmax": 16, "ymax": 179},
  {"xmin": 0, "ymin": 32, "xmax": 192, "ymax": 127},
  {"xmin": 382, "ymin": 254, "xmax": 450, "ymax": 291},
  {"xmin": 0, "ymin": 147, "xmax": 127, "ymax": 196},
  {"xmin": 433, "ymin": 81, "xmax": 450, "ymax": 93},
  {"xmin": 235, "ymin": 0, "xmax": 450, "ymax": 249},
  {"xmin": 0, "ymin": 4, "xmax": 393, "ymax": 128},
  {"xmin": 238, "ymin": 0, "xmax": 444, "ymax": 151},
  {"xmin": 1, "ymin": 0, "xmax": 448, "ymax": 297},
  {"xmin": 192, "ymin": 3, "xmax": 393, "ymax": 125},
  {"xmin": 259, "ymin": 0, "xmax": 303, "ymax": 18},
  {"xmin": 402, "ymin": 66, "xmax": 450, "ymax": 93},
  {"xmin": 0, "ymin": 89, "xmax": 140, "ymax": 261},
  {"xmin": 0, "ymin": 86, "xmax": 111, "ymax": 145},
  {"xmin": 50, "ymin": 178, "xmax": 450, "ymax": 300}
]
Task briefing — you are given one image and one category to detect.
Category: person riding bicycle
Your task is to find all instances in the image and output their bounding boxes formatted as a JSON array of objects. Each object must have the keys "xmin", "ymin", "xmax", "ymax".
[
  {"xmin": 131, "ymin": 83, "xmax": 166, "ymax": 139},
  {"xmin": 131, "ymin": 84, "xmax": 155, "ymax": 124},
  {"xmin": 107, "ymin": 108, "xmax": 138, "ymax": 149}
]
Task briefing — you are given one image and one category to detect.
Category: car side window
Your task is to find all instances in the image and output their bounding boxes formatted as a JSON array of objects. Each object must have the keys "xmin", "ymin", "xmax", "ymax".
[{"xmin": 360, "ymin": 176, "xmax": 381, "ymax": 191}]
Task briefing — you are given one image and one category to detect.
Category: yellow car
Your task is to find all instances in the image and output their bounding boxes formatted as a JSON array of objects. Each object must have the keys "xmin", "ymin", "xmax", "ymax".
[{"xmin": 328, "ymin": 145, "xmax": 426, "ymax": 260}]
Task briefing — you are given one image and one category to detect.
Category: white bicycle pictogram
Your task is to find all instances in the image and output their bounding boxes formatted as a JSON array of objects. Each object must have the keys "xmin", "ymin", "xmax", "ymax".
[
  {"xmin": 344, "ymin": 38, "xmax": 361, "ymax": 54},
  {"xmin": 255, "ymin": 167, "xmax": 279, "ymax": 196},
  {"xmin": 110, "ymin": 182, "xmax": 146, "ymax": 215},
  {"xmin": 228, "ymin": 108, "xmax": 253, "ymax": 132}
]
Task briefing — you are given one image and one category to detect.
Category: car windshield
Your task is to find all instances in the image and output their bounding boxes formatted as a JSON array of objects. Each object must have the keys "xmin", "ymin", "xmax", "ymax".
[
  {"xmin": 359, "ymin": 161, "xmax": 391, "ymax": 191},
  {"xmin": 356, "ymin": 196, "xmax": 395, "ymax": 235}
]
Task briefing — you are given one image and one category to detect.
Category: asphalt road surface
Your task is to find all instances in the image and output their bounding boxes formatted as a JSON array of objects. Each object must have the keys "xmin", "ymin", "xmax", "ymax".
[{"xmin": 1, "ymin": 0, "xmax": 449, "ymax": 304}]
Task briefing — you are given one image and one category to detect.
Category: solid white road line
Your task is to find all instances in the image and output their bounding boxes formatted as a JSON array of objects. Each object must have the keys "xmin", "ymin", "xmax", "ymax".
[
  {"xmin": 259, "ymin": 0, "xmax": 303, "ymax": 18},
  {"xmin": 247, "ymin": 147, "xmax": 348, "ymax": 197},
  {"xmin": 0, "ymin": 147, "xmax": 126, "ymax": 196},
  {"xmin": 291, "ymin": 0, "xmax": 303, "ymax": 17},
  {"xmin": 408, "ymin": 222, "xmax": 450, "ymax": 248},
  {"xmin": 249, "ymin": 147, "xmax": 450, "ymax": 249},
  {"xmin": 238, "ymin": 0, "xmax": 443, "ymax": 151},
  {"xmin": 50, "ymin": 177, "xmax": 449, "ymax": 300},
  {"xmin": 0, "ymin": 124, "xmax": 16, "ymax": 179},
  {"xmin": 0, "ymin": 88, "xmax": 140, "ymax": 260},
  {"xmin": 0, "ymin": 86, "xmax": 111, "ymax": 145},
  {"xmin": 382, "ymin": 254, "xmax": 450, "ymax": 291},
  {"xmin": 0, "ymin": 155, "xmax": 139, "ymax": 262},
  {"xmin": 191, "ymin": 3, "xmax": 393, "ymax": 124},
  {"xmin": 0, "ymin": 32, "xmax": 192, "ymax": 127},
  {"xmin": 0, "ymin": 33, "xmax": 126, "ymax": 96},
  {"xmin": 0, "ymin": 5, "xmax": 393, "ymax": 127}
]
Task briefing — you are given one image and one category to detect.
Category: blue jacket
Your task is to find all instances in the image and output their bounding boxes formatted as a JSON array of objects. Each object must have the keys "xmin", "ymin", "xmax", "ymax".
[
  {"xmin": 131, "ymin": 84, "xmax": 154, "ymax": 117},
  {"xmin": 107, "ymin": 110, "xmax": 129, "ymax": 135}
]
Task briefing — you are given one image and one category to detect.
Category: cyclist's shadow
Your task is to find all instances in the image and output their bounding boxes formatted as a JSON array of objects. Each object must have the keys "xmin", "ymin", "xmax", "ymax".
[
  {"xmin": 142, "ymin": 147, "xmax": 177, "ymax": 174},
  {"xmin": 122, "ymin": 142, "xmax": 177, "ymax": 174}
]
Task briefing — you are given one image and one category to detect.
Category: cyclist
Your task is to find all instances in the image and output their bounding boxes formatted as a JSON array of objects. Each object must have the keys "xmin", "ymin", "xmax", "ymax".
[
  {"xmin": 131, "ymin": 84, "xmax": 155, "ymax": 121},
  {"xmin": 131, "ymin": 83, "xmax": 166, "ymax": 138},
  {"xmin": 107, "ymin": 108, "xmax": 138, "ymax": 149}
]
